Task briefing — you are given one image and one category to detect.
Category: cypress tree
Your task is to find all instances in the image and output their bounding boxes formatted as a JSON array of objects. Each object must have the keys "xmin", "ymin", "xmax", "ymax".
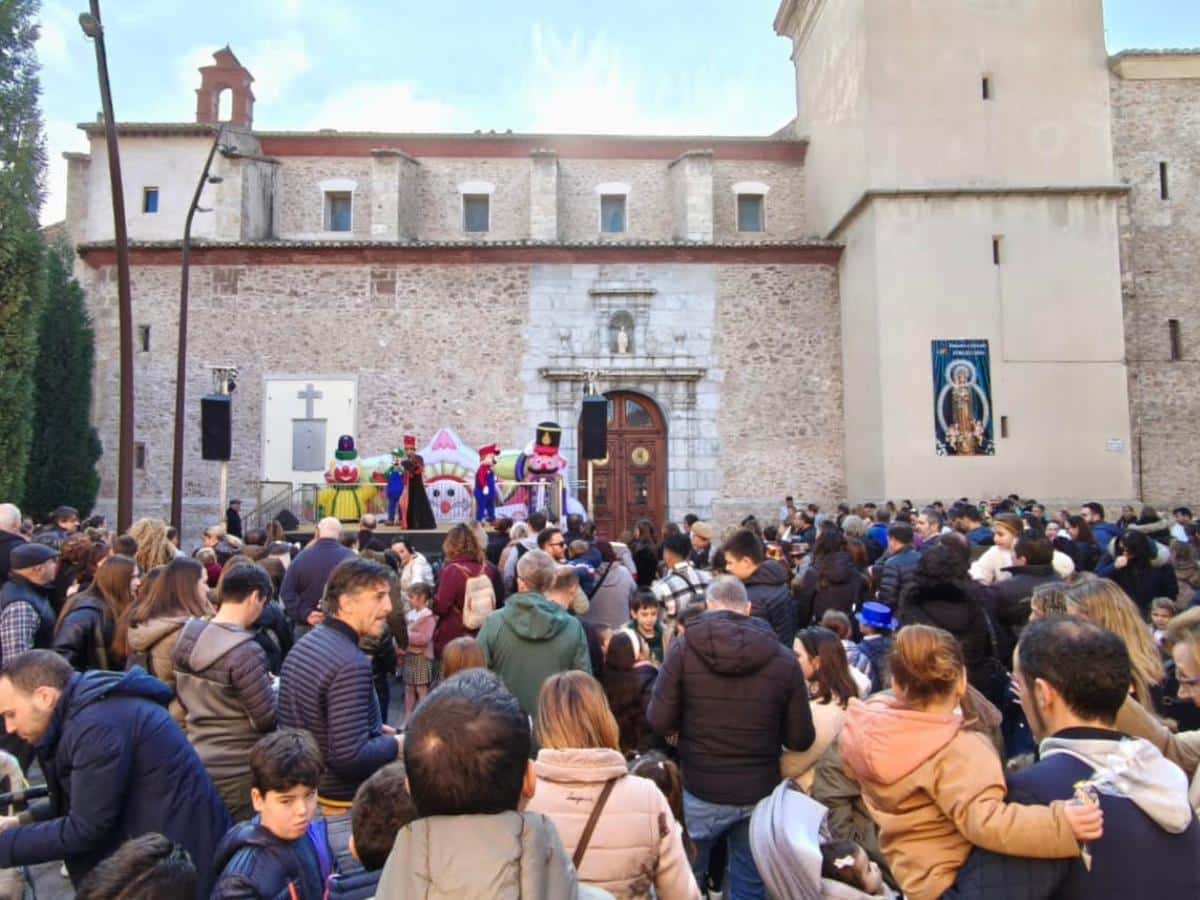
[
  {"xmin": 24, "ymin": 246, "xmax": 102, "ymax": 520},
  {"xmin": 0, "ymin": 0, "xmax": 47, "ymax": 503}
]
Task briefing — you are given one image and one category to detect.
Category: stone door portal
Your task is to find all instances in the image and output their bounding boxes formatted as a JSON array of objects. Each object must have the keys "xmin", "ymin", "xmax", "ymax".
[{"xmin": 580, "ymin": 392, "xmax": 667, "ymax": 540}]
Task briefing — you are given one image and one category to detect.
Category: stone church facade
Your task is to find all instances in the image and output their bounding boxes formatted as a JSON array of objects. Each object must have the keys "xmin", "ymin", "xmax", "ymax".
[{"xmin": 61, "ymin": 0, "xmax": 1200, "ymax": 536}]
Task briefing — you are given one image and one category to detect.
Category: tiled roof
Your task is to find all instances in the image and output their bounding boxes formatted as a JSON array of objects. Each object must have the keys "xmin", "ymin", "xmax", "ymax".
[{"xmin": 77, "ymin": 237, "xmax": 841, "ymax": 251}]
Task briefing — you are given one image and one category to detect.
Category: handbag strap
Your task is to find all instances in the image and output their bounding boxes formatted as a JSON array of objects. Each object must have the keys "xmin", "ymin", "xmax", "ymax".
[{"xmin": 572, "ymin": 777, "xmax": 619, "ymax": 870}]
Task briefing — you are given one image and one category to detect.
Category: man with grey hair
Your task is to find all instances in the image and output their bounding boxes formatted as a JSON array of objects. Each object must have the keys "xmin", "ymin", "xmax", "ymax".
[
  {"xmin": 477, "ymin": 549, "xmax": 590, "ymax": 718},
  {"xmin": 279, "ymin": 516, "xmax": 354, "ymax": 635},
  {"xmin": 915, "ymin": 505, "xmax": 947, "ymax": 553},
  {"xmin": 0, "ymin": 504, "xmax": 26, "ymax": 585},
  {"xmin": 649, "ymin": 574, "xmax": 813, "ymax": 898}
]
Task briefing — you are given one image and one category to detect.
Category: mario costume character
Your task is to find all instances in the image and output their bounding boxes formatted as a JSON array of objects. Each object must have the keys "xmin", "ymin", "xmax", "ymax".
[
  {"xmin": 474, "ymin": 443, "xmax": 499, "ymax": 523},
  {"xmin": 399, "ymin": 435, "xmax": 437, "ymax": 530},
  {"xmin": 385, "ymin": 448, "xmax": 406, "ymax": 525}
]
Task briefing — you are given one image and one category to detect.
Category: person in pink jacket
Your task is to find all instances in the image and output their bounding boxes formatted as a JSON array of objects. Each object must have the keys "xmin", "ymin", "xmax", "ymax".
[
  {"xmin": 526, "ymin": 671, "xmax": 700, "ymax": 900},
  {"xmin": 403, "ymin": 582, "xmax": 436, "ymax": 719}
]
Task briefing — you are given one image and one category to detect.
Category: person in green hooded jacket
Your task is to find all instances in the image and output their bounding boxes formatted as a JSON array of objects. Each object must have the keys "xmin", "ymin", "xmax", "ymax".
[{"xmin": 477, "ymin": 549, "xmax": 592, "ymax": 718}]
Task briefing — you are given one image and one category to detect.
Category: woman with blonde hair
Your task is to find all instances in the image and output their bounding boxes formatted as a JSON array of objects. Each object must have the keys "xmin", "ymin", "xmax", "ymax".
[
  {"xmin": 525, "ymin": 671, "xmax": 700, "ymax": 900},
  {"xmin": 125, "ymin": 556, "xmax": 213, "ymax": 727},
  {"xmin": 128, "ymin": 517, "xmax": 179, "ymax": 574},
  {"xmin": 1064, "ymin": 578, "xmax": 1164, "ymax": 710}
]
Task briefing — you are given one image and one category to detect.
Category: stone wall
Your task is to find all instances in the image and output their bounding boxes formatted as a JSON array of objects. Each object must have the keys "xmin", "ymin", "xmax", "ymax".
[
  {"xmin": 711, "ymin": 263, "xmax": 846, "ymax": 525},
  {"xmin": 713, "ymin": 160, "xmax": 808, "ymax": 241},
  {"xmin": 276, "ymin": 156, "xmax": 374, "ymax": 239},
  {"xmin": 415, "ymin": 158, "xmax": 531, "ymax": 241},
  {"xmin": 1112, "ymin": 72, "xmax": 1200, "ymax": 505},
  {"xmin": 82, "ymin": 254, "xmax": 842, "ymax": 541},
  {"xmin": 557, "ymin": 160, "xmax": 676, "ymax": 242}
]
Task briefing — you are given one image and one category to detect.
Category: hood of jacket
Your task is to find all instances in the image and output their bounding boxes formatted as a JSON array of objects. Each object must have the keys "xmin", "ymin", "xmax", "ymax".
[
  {"xmin": 534, "ymin": 747, "xmax": 629, "ymax": 784},
  {"xmin": 1040, "ymin": 732, "xmax": 1194, "ymax": 834},
  {"xmin": 501, "ymin": 592, "xmax": 572, "ymax": 642},
  {"xmin": 126, "ymin": 615, "xmax": 188, "ymax": 652},
  {"xmin": 816, "ymin": 551, "xmax": 858, "ymax": 585},
  {"xmin": 64, "ymin": 667, "xmax": 173, "ymax": 714},
  {"xmin": 381, "ymin": 811, "xmax": 579, "ymax": 899},
  {"xmin": 904, "ymin": 581, "xmax": 976, "ymax": 630},
  {"xmin": 184, "ymin": 618, "xmax": 257, "ymax": 671},
  {"xmin": 1001, "ymin": 564, "xmax": 1056, "ymax": 579},
  {"xmin": 746, "ymin": 558, "xmax": 790, "ymax": 588},
  {"xmin": 841, "ymin": 695, "xmax": 963, "ymax": 785},
  {"xmin": 684, "ymin": 609, "xmax": 783, "ymax": 676}
]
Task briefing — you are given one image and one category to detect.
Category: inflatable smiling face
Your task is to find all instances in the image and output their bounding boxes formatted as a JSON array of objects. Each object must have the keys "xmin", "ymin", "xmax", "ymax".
[
  {"xmin": 427, "ymin": 478, "xmax": 474, "ymax": 524},
  {"xmin": 330, "ymin": 462, "xmax": 360, "ymax": 484}
]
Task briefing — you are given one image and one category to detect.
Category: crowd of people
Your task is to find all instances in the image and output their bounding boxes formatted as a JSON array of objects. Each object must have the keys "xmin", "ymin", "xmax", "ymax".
[{"xmin": 0, "ymin": 494, "xmax": 1198, "ymax": 898}]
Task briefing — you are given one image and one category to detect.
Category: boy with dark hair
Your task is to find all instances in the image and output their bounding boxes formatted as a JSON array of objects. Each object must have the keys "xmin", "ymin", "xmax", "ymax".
[
  {"xmin": 211, "ymin": 730, "xmax": 333, "ymax": 900},
  {"xmin": 628, "ymin": 590, "xmax": 667, "ymax": 665},
  {"xmin": 326, "ymin": 762, "xmax": 417, "ymax": 898},
  {"xmin": 722, "ymin": 528, "xmax": 795, "ymax": 645}
]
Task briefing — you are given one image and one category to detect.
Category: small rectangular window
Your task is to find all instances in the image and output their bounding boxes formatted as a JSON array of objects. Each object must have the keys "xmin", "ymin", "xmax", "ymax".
[
  {"xmin": 142, "ymin": 188, "xmax": 158, "ymax": 214},
  {"xmin": 600, "ymin": 194, "xmax": 626, "ymax": 234},
  {"xmin": 324, "ymin": 191, "xmax": 352, "ymax": 232},
  {"xmin": 1000, "ymin": 416, "xmax": 1009, "ymax": 439},
  {"xmin": 982, "ymin": 76, "xmax": 992, "ymax": 100},
  {"xmin": 138, "ymin": 325, "xmax": 150, "ymax": 353},
  {"xmin": 1169, "ymin": 318, "xmax": 1182, "ymax": 361},
  {"xmin": 992, "ymin": 236, "xmax": 1002, "ymax": 265},
  {"xmin": 463, "ymin": 194, "xmax": 490, "ymax": 233},
  {"xmin": 737, "ymin": 194, "xmax": 765, "ymax": 232},
  {"xmin": 134, "ymin": 442, "xmax": 146, "ymax": 470},
  {"xmin": 1160, "ymin": 162, "xmax": 1170, "ymax": 201}
]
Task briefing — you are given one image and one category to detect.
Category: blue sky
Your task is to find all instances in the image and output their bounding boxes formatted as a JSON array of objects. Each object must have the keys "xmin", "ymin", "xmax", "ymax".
[{"xmin": 35, "ymin": 0, "xmax": 1200, "ymax": 223}]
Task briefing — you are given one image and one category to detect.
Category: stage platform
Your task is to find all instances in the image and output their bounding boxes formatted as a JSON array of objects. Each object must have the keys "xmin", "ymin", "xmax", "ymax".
[{"xmin": 284, "ymin": 524, "xmax": 508, "ymax": 564}]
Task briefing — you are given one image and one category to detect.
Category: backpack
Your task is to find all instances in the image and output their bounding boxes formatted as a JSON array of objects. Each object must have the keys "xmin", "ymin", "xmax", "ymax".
[{"xmin": 456, "ymin": 564, "xmax": 497, "ymax": 631}]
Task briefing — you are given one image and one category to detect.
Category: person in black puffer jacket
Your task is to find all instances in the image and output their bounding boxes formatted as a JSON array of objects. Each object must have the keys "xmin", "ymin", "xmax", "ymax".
[
  {"xmin": 793, "ymin": 531, "xmax": 870, "ymax": 628},
  {"xmin": 723, "ymin": 528, "xmax": 796, "ymax": 645},
  {"xmin": 900, "ymin": 543, "xmax": 1006, "ymax": 708},
  {"xmin": 648, "ymin": 575, "xmax": 813, "ymax": 893}
]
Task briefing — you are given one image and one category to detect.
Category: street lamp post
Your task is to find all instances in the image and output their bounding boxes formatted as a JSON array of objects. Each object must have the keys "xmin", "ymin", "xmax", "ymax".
[
  {"xmin": 170, "ymin": 128, "xmax": 228, "ymax": 534},
  {"xmin": 79, "ymin": 1, "xmax": 134, "ymax": 532}
]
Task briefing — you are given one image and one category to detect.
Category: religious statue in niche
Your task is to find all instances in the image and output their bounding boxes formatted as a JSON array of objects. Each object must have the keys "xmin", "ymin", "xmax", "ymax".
[{"xmin": 610, "ymin": 312, "xmax": 635, "ymax": 355}]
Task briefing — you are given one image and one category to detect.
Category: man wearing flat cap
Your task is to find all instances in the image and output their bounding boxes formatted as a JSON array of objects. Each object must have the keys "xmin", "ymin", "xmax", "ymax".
[{"xmin": 0, "ymin": 542, "xmax": 58, "ymax": 769}]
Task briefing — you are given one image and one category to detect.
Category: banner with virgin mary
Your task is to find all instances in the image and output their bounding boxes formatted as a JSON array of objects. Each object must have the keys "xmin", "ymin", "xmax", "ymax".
[{"xmin": 932, "ymin": 339, "xmax": 994, "ymax": 456}]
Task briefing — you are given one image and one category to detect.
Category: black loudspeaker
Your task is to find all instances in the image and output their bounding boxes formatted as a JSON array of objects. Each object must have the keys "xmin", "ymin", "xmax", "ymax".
[
  {"xmin": 200, "ymin": 395, "xmax": 232, "ymax": 461},
  {"xmin": 580, "ymin": 396, "xmax": 608, "ymax": 460}
]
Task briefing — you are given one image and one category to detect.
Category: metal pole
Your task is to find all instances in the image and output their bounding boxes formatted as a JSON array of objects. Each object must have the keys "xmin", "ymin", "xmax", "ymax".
[
  {"xmin": 83, "ymin": 1, "xmax": 135, "ymax": 532},
  {"xmin": 170, "ymin": 128, "xmax": 225, "ymax": 533},
  {"xmin": 587, "ymin": 460, "xmax": 594, "ymax": 521},
  {"xmin": 218, "ymin": 461, "xmax": 229, "ymax": 524}
]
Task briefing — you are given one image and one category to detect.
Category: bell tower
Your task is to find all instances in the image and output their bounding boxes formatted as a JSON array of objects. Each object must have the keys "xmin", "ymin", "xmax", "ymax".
[{"xmin": 195, "ymin": 46, "xmax": 255, "ymax": 129}]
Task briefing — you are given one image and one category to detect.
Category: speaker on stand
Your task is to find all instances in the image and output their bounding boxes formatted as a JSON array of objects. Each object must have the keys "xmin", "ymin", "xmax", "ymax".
[{"xmin": 200, "ymin": 395, "xmax": 232, "ymax": 461}]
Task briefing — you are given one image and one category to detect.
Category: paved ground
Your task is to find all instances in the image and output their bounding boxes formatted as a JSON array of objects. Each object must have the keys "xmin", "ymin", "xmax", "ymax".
[{"xmin": 14, "ymin": 676, "xmax": 411, "ymax": 899}]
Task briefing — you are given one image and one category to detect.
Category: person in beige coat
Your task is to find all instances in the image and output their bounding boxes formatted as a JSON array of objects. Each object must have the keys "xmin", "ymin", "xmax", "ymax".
[
  {"xmin": 122, "ymin": 556, "xmax": 214, "ymax": 729},
  {"xmin": 782, "ymin": 626, "xmax": 859, "ymax": 790},
  {"xmin": 525, "ymin": 671, "xmax": 700, "ymax": 900}
]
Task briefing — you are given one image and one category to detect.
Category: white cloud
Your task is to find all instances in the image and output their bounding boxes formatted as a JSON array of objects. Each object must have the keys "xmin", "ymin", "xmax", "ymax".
[
  {"xmin": 35, "ymin": 2, "xmax": 77, "ymax": 72},
  {"xmin": 243, "ymin": 33, "xmax": 311, "ymax": 106},
  {"xmin": 305, "ymin": 82, "xmax": 470, "ymax": 132}
]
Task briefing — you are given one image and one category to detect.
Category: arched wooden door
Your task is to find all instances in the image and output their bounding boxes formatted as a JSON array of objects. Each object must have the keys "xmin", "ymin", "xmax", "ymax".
[{"xmin": 579, "ymin": 392, "xmax": 667, "ymax": 540}]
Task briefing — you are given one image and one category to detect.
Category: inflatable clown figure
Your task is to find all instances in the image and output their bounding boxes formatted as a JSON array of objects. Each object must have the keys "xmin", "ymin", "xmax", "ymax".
[
  {"xmin": 318, "ymin": 435, "xmax": 377, "ymax": 521},
  {"xmin": 419, "ymin": 429, "xmax": 480, "ymax": 525}
]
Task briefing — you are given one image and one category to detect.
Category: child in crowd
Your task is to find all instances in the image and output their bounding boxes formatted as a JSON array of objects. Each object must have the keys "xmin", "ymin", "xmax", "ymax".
[
  {"xmin": 439, "ymin": 635, "xmax": 485, "ymax": 679},
  {"xmin": 211, "ymin": 730, "xmax": 332, "ymax": 900},
  {"xmin": 854, "ymin": 602, "xmax": 895, "ymax": 694},
  {"xmin": 631, "ymin": 753, "xmax": 695, "ymax": 863},
  {"xmin": 403, "ymin": 583, "xmax": 436, "ymax": 718},
  {"xmin": 196, "ymin": 547, "xmax": 222, "ymax": 588},
  {"xmin": 821, "ymin": 609, "xmax": 873, "ymax": 686},
  {"xmin": 628, "ymin": 590, "xmax": 667, "ymax": 664},
  {"xmin": 326, "ymin": 762, "xmax": 418, "ymax": 898},
  {"xmin": 840, "ymin": 625, "xmax": 1102, "ymax": 900},
  {"xmin": 1151, "ymin": 597, "xmax": 1176, "ymax": 648},
  {"xmin": 820, "ymin": 840, "xmax": 886, "ymax": 896},
  {"xmin": 603, "ymin": 629, "xmax": 659, "ymax": 755}
]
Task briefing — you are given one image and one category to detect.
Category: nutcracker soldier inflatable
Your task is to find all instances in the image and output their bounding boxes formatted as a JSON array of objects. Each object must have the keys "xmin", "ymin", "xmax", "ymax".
[
  {"xmin": 527, "ymin": 422, "xmax": 567, "ymax": 518},
  {"xmin": 385, "ymin": 448, "xmax": 406, "ymax": 525},
  {"xmin": 474, "ymin": 443, "xmax": 499, "ymax": 523}
]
